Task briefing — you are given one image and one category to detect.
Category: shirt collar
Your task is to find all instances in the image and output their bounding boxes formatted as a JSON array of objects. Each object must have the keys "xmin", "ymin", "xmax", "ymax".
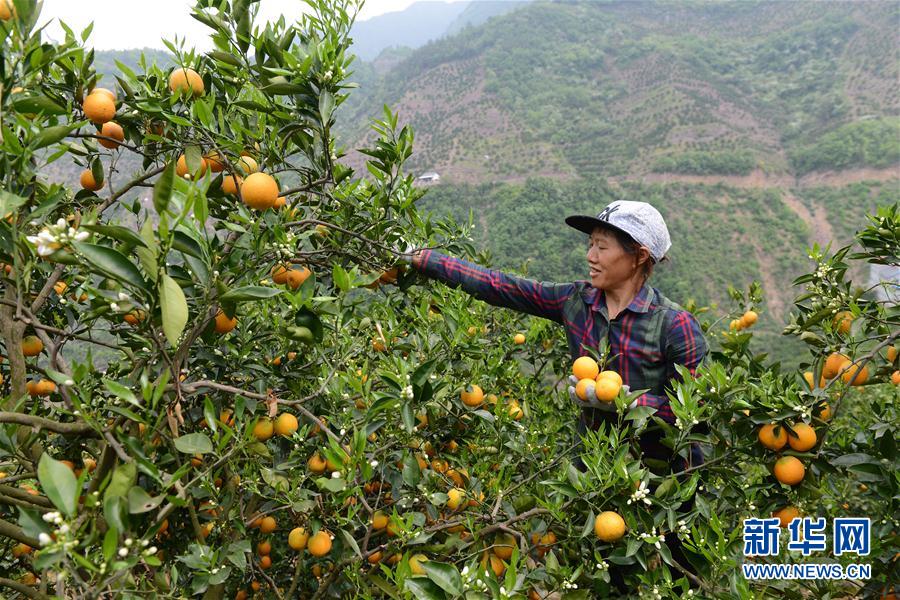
[{"xmin": 584, "ymin": 282, "xmax": 654, "ymax": 314}]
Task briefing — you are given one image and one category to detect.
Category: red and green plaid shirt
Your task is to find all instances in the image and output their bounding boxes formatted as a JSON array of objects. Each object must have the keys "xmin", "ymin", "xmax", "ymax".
[{"xmin": 413, "ymin": 250, "xmax": 709, "ymax": 425}]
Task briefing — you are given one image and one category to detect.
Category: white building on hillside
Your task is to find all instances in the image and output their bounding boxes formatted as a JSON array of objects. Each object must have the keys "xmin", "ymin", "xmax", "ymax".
[{"xmin": 416, "ymin": 171, "xmax": 440, "ymax": 183}]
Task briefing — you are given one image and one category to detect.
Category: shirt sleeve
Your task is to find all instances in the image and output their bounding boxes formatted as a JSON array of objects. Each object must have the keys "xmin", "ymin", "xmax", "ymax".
[
  {"xmin": 412, "ymin": 249, "xmax": 575, "ymax": 323},
  {"xmin": 632, "ymin": 310, "xmax": 709, "ymax": 424}
]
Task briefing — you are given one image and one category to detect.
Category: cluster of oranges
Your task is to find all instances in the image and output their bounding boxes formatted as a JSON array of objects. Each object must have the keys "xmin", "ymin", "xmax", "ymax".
[
  {"xmin": 571, "ymin": 356, "xmax": 623, "ymax": 403},
  {"xmin": 728, "ymin": 309, "xmax": 758, "ymax": 331},
  {"xmin": 272, "ymin": 263, "xmax": 312, "ymax": 290},
  {"xmin": 460, "ymin": 384, "xmax": 523, "ymax": 420},
  {"xmin": 758, "ymin": 420, "xmax": 818, "ymax": 525},
  {"xmin": 251, "ymin": 412, "xmax": 299, "ymax": 441}
]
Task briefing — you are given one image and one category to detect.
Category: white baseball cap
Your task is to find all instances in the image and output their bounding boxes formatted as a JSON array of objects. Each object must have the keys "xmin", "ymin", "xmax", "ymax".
[{"xmin": 565, "ymin": 200, "xmax": 671, "ymax": 263}]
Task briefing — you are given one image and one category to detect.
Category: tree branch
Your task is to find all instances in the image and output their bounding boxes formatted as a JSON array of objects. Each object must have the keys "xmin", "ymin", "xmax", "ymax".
[{"xmin": 0, "ymin": 412, "xmax": 99, "ymax": 437}]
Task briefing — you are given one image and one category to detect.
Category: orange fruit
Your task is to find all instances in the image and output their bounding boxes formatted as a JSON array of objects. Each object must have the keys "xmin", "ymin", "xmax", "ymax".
[
  {"xmin": 372, "ymin": 511, "xmax": 388, "ymax": 530},
  {"xmin": 594, "ymin": 377, "xmax": 620, "ymax": 402},
  {"xmin": 832, "ymin": 311, "xmax": 853, "ymax": 335},
  {"xmin": 83, "ymin": 457, "xmax": 96, "ymax": 472},
  {"xmin": 90, "ymin": 88, "xmax": 116, "ymax": 102},
  {"xmin": 169, "ymin": 67, "xmax": 204, "ymax": 97},
  {"xmin": 758, "ymin": 423, "xmax": 787, "ymax": 451},
  {"xmin": 221, "ymin": 173, "xmax": 242, "ymax": 195},
  {"xmin": 773, "ymin": 506, "xmax": 800, "ymax": 527},
  {"xmin": 288, "ymin": 527, "xmax": 309, "ymax": 550},
  {"xmin": 176, "ymin": 154, "xmax": 208, "ymax": 178},
  {"xmin": 12, "ymin": 543, "xmax": 32, "ymax": 557},
  {"xmin": 235, "ymin": 591, "xmax": 248, "ymax": 600},
  {"xmin": 98, "ymin": 121, "xmax": 124, "ymax": 149},
  {"xmin": 79, "ymin": 169, "xmax": 104, "ymax": 191},
  {"xmin": 21, "ymin": 335, "xmax": 43, "ymax": 356},
  {"xmin": 308, "ymin": 452, "xmax": 327, "ymax": 474},
  {"xmin": 823, "ymin": 352, "xmax": 848, "ymax": 379},
  {"xmin": 409, "ymin": 553, "xmax": 428, "ymax": 575},
  {"xmin": 273, "ymin": 196, "xmax": 287, "ymax": 209},
  {"xmin": 513, "ymin": 333, "xmax": 526, "ymax": 345},
  {"xmin": 214, "ymin": 310, "xmax": 237, "ymax": 334},
  {"xmin": 258, "ymin": 555, "xmax": 272, "ymax": 569},
  {"xmin": 887, "ymin": 345, "xmax": 898, "ymax": 363},
  {"xmin": 493, "ymin": 534, "xmax": 515, "ymax": 560},
  {"xmin": 272, "ymin": 264, "xmax": 291, "ymax": 284},
  {"xmin": 574, "ymin": 378, "xmax": 595, "ymax": 401},
  {"xmin": 241, "ymin": 172, "xmax": 279, "ymax": 210},
  {"xmin": 0, "ymin": 0, "xmax": 16, "ymax": 20},
  {"xmin": 741, "ymin": 310, "xmax": 758, "ymax": 327},
  {"xmin": 598, "ymin": 370, "xmax": 623, "ymax": 387},
  {"xmin": 839, "ymin": 360, "xmax": 868, "ymax": 386},
  {"xmin": 123, "ymin": 309, "xmax": 146, "ymax": 325},
  {"xmin": 53, "ymin": 281, "xmax": 68, "ymax": 295},
  {"xmin": 367, "ymin": 551, "xmax": 383, "ymax": 564},
  {"xmin": 774, "ymin": 456, "xmax": 805, "ymax": 486},
  {"xmin": 594, "ymin": 511, "xmax": 626, "ymax": 542},
  {"xmin": 205, "ymin": 152, "xmax": 225, "ymax": 172},
  {"xmin": 274, "ymin": 413, "xmax": 298, "ymax": 436},
  {"xmin": 460, "ymin": 384, "xmax": 484, "ymax": 407},
  {"xmin": 446, "ymin": 488, "xmax": 465, "ymax": 511},
  {"xmin": 307, "ymin": 530, "xmax": 332, "ymax": 557},
  {"xmin": 257, "ymin": 540, "xmax": 271, "ymax": 555},
  {"xmin": 237, "ymin": 155, "xmax": 259, "ymax": 175},
  {"xmin": 507, "ymin": 400, "xmax": 524, "ymax": 420},
  {"xmin": 892, "ymin": 371, "xmax": 900, "ymax": 385},
  {"xmin": 572, "ymin": 356, "xmax": 599, "ymax": 380},
  {"xmin": 787, "ymin": 423, "xmax": 817, "ymax": 452},
  {"xmin": 82, "ymin": 92, "xmax": 116, "ymax": 124},
  {"xmin": 258, "ymin": 516, "xmax": 277, "ymax": 534},
  {"xmin": 286, "ymin": 266, "xmax": 311, "ymax": 290},
  {"xmin": 252, "ymin": 418, "xmax": 274, "ymax": 441}
]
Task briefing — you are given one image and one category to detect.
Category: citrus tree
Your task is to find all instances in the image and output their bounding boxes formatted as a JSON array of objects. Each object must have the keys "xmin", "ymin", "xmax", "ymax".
[{"xmin": 0, "ymin": 0, "xmax": 898, "ymax": 598}]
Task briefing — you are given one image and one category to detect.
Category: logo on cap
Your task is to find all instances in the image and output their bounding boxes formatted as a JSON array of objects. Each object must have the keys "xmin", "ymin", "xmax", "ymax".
[{"xmin": 597, "ymin": 204, "xmax": 620, "ymax": 221}]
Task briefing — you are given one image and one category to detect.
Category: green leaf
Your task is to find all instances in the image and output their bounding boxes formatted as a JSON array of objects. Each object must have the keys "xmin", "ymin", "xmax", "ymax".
[
  {"xmin": 421, "ymin": 561, "xmax": 463, "ymax": 596},
  {"xmin": 104, "ymin": 463, "xmax": 136, "ymax": 501},
  {"xmin": 37, "ymin": 454, "xmax": 79, "ymax": 517},
  {"xmin": 74, "ymin": 242, "xmax": 149, "ymax": 291},
  {"xmin": 319, "ymin": 91, "xmax": 334, "ymax": 123},
  {"xmin": 103, "ymin": 378, "xmax": 140, "ymax": 407},
  {"xmin": 32, "ymin": 124, "xmax": 75, "ymax": 149},
  {"xmin": 173, "ymin": 433, "xmax": 213, "ymax": 454},
  {"xmin": 159, "ymin": 274, "xmax": 188, "ymax": 346},
  {"xmin": 220, "ymin": 286, "xmax": 282, "ymax": 302},
  {"xmin": 154, "ymin": 160, "xmax": 176, "ymax": 214},
  {"xmin": 207, "ymin": 50, "xmax": 242, "ymax": 66},
  {"xmin": 332, "ymin": 264, "xmax": 350, "ymax": 292},
  {"xmin": 82, "ymin": 224, "xmax": 148, "ymax": 248},
  {"xmin": 0, "ymin": 190, "xmax": 27, "ymax": 219},
  {"xmin": 13, "ymin": 94, "xmax": 67, "ymax": 116},
  {"xmin": 404, "ymin": 578, "xmax": 446, "ymax": 600},
  {"xmin": 127, "ymin": 487, "xmax": 163, "ymax": 514}
]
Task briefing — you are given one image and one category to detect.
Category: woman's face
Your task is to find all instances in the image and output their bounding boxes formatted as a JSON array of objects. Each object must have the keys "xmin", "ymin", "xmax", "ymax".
[{"xmin": 586, "ymin": 227, "xmax": 640, "ymax": 289}]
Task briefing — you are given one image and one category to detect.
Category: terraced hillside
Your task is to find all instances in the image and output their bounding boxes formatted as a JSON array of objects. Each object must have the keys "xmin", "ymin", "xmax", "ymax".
[{"xmin": 338, "ymin": 0, "xmax": 899, "ymax": 182}]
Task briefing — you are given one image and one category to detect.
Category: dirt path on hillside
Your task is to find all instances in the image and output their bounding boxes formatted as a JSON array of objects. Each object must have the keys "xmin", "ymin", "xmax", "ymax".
[{"xmin": 781, "ymin": 191, "xmax": 836, "ymax": 249}]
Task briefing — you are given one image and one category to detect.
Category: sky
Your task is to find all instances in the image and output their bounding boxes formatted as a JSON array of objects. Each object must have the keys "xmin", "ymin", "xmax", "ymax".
[{"xmin": 40, "ymin": 0, "xmax": 464, "ymax": 51}]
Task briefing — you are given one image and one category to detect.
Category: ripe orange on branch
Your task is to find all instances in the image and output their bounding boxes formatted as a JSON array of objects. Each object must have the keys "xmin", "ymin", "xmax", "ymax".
[
  {"xmin": 787, "ymin": 422, "xmax": 817, "ymax": 452},
  {"xmin": 214, "ymin": 310, "xmax": 237, "ymax": 334},
  {"xmin": 307, "ymin": 530, "xmax": 332, "ymax": 557},
  {"xmin": 594, "ymin": 511, "xmax": 626, "ymax": 542},
  {"xmin": 460, "ymin": 384, "xmax": 484, "ymax": 407},
  {"xmin": 241, "ymin": 172, "xmax": 279, "ymax": 210},
  {"xmin": 79, "ymin": 169, "xmax": 103, "ymax": 191},
  {"xmin": 21, "ymin": 335, "xmax": 43, "ymax": 356},
  {"xmin": 168, "ymin": 67, "xmax": 204, "ymax": 97},
  {"xmin": 288, "ymin": 527, "xmax": 309, "ymax": 550},
  {"xmin": 82, "ymin": 92, "xmax": 116, "ymax": 124},
  {"xmin": 774, "ymin": 456, "xmax": 805, "ymax": 486},
  {"xmin": 98, "ymin": 122, "xmax": 124, "ymax": 149},
  {"xmin": 758, "ymin": 423, "xmax": 787, "ymax": 451},
  {"xmin": 274, "ymin": 413, "xmax": 298, "ymax": 436}
]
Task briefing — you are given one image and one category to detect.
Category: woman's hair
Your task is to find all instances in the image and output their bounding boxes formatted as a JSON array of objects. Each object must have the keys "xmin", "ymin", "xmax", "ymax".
[{"xmin": 599, "ymin": 225, "xmax": 667, "ymax": 281}]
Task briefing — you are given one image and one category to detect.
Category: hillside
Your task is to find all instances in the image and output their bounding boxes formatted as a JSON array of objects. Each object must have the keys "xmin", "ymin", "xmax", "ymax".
[{"xmin": 338, "ymin": 0, "xmax": 900, "ymax": 182}]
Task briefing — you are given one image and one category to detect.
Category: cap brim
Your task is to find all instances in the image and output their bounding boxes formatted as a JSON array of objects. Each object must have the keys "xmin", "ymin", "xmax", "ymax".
[{"xmin": 565, "ymin": 215, "xmax": 632, "ymax": 239}]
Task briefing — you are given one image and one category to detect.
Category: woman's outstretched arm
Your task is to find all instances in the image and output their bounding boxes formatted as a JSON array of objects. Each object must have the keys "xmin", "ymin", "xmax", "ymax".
[{"xmin": 411, "ymin": 249, "xmax": 576, "ymax": 323}]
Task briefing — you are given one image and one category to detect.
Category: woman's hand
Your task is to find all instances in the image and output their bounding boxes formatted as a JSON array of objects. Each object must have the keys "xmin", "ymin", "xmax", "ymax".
[{"xmin": 567, "ymin": 375, "xmax": 630, "ymax": 411}]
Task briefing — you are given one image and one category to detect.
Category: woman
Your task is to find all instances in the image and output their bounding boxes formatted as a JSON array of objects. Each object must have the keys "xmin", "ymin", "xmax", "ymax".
[
  {"xmin": 402, "ymin": 199, "xmax": 709, "ymax": 588},
  {"xmin": 405, "ymin": 199, "xmax": 707, "ymax": 455}
]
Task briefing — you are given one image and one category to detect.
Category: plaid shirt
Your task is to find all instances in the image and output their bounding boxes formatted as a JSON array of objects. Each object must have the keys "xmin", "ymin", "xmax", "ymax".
[{"xmin": 413, "ymin": 250, "xmax": 709, "ymax": 426}]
